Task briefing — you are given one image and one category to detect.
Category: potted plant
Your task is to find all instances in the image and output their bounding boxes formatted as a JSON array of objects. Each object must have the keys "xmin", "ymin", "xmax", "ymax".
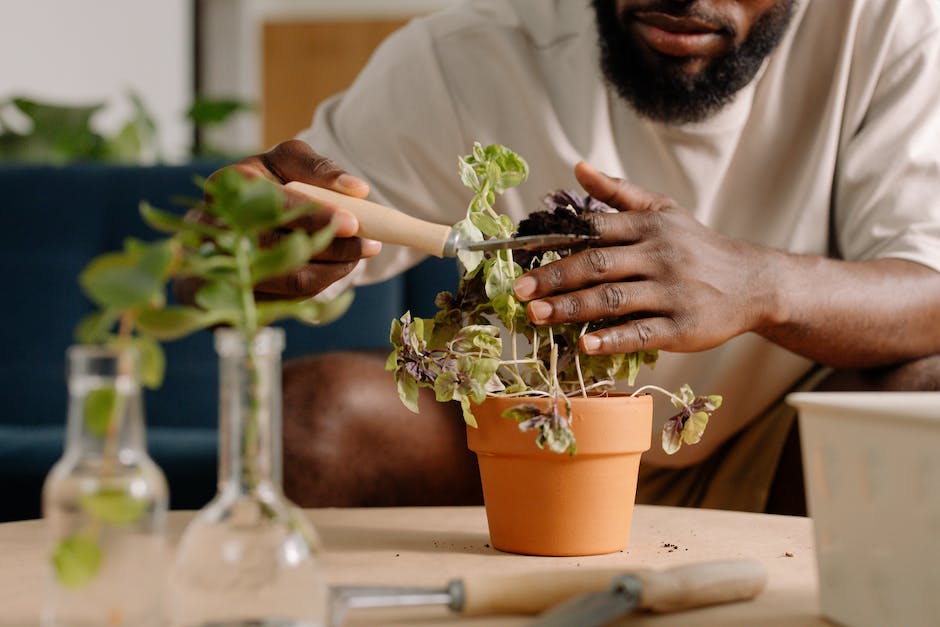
[{"xmin": 388, "ymin": 143, "xmax": 722, "ymax": 556}]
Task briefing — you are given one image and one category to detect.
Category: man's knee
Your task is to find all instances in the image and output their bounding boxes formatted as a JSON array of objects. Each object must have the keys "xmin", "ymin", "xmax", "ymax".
[{"xmin": 280, "ymin": 350, "xmax": 482, "ymax": 507}]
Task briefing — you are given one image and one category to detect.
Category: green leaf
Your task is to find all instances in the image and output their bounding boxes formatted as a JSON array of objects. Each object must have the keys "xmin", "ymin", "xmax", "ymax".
[
  {"xmin": 80, "ymin": 489, "xmax": 148, "ymax": 524},
  {"xmin": 186, "ymin": 98, "xmax": 253, "ymax": 126},
  {"xmin": 255, "ymin": 290, "xmax": 354, "ymax": 327},
  {"xmin": 83, "ymin": 388, "xmax": 116, "ymax": 437},
  {"xmin": 396, "ymin": 371, "xmax": 420, "ymax": 414},
  {"xmin": 459, "ymin": 397, "xmax": 478, "ymax": 428},
  {"xmin": 483, "ymin": 256, "xmax": 519, "ymax": 300},
  {"xmin": 501, "ymin": 404, "xmax": 542, "ymax": 422},
  {"xmin": 79, "ymin": 251, "xmax": 163, "ymax": 310},
  {"xmin": 140, "ymin": 202, "xmax": 224, "ymax": 240},
  {"xmin": 458, "ymin": 157, "xmax": 481, "ymax": 192},
  {"xmin": 180, "ymin": 252, "xmax": 239, "ymax": 278},
  {"xmin": 136, "ymin": 306, "xmax": 225, "ymax": 340},
  {"xmin": 52, "ymin": 534, "xmax": 102, "ymax": 588},
  {"xmin": 250, "ymin": 226, "xmax": 336, "ymax": 284},
  {"xmin": 11, "ymin": 97, "xmax": 107, "ymax": 164},
  {"xmin": 384, "ymin": 349, "xmax": 398, "ymax": 372},
  {"xmin": 389, "ymin": 317, "xmax": 404, "ymax": 349},
  {"xmin": 433, "ymin": 371, "xmax": 459, "ymax": 403},
  {"xmin": 132, "ymin": 336, "xmax": 165, "ymax": 389},
  {"xmin": 469, "ymin": 211, "xmax": 501, "ymax": 237},
  {"xmin": 682, "ymin": 411, "xmax": 709, "ymax": 446},
  {"xmin": 195, "ymin": 279, "xmax": 241, "ymax": 313},
  {"xmin": 204, "ymin": 170, "xmax": 286, "ymax": 232},
  {"xmin": 453, "ymin": 219, "xmax": 484, "ymax": 274},
  {"xmin": 74, "ymin": 310, "xmax": 118, "ymax": 344},
  {"xmin": 133, "ymin": 237, "xmax": 179, "ymax": 281},
  {"xmin": 662, "ymin": 424, "xmax": 682, "ymax": 455}
]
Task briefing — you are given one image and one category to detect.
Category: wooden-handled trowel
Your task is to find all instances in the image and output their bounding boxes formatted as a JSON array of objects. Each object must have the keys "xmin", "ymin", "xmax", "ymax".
[
  {"xmin": 329, "ymin": 559, "xmax": 766, "ymax": 626},
  {"xmin": 286, "ymin": 181, "xmax": 597, "ymax": 258},
  {"xmin": 531, "ymin": 559, "xmax": 767, "ymax": 626}
]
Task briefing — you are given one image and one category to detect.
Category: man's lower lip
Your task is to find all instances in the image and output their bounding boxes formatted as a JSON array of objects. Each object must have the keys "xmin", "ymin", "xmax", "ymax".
[{"xmin": 631, "ymin": 20, "xmax": 723, "ymax": 57}]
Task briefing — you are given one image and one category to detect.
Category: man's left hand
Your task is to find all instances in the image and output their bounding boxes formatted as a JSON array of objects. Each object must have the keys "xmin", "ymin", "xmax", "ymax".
[{"xmin": 512, "ymin": 161, "xmax": 778, "ymax": 356}]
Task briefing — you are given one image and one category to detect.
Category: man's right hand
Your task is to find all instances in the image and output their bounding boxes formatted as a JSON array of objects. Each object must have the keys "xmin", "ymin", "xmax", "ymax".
[{"xmin": 186, "ymin": 139, "xmax": 381, "ymax": 302}]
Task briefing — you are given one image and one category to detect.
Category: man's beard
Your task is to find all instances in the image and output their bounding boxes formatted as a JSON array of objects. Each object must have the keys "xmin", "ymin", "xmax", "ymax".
[{"xmin": 592, "ymin": 0, "xmax": 796, "ymax": 124}]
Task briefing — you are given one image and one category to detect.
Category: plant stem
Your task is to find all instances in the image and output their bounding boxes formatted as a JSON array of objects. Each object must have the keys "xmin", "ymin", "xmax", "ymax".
[
  {"xmin": 101, "ymin": 312, "xmax": 135, "ymax": 477},
  {"xmin": 234, "ymin": 234, "xmax": 261, "ymax": 490},
  {"xmin": 548, "ymin": 327, "xmax": 562, "ymax": 397},
  {"xmin": 575, "ymin": 324, "xmax": 589, "ymax": 398},
  {"xmin": 631, "ymin": 384, "xmax": 683, "ymax": 405}
]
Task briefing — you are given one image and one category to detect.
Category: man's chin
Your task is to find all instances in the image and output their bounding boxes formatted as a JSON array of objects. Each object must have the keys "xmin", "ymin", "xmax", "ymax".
[{"xmin": 592, "ymin": 0, "xmax": 796, "ymax": 125}]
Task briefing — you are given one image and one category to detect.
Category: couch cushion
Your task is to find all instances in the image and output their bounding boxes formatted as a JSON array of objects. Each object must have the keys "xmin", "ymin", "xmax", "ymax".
[{"xmin": 0, "ymin": 424, "xmax": 218, "ymax": 522}]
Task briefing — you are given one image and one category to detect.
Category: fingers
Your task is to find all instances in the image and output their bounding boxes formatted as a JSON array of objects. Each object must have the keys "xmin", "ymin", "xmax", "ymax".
[
  {"xmin": 579, "ymin": 317, "xmax": 682, "ymax": 355},
  {"xmin": 255, "ymin": 261, "xmax": 358, "ymax": 298},
  {"xmin": 258, "ymin": 230, "xmax": 381, "ymax": 261},
  {"xmin": 513, "ymin": 245, "xmax": 656, "ymax": 301},
  {"xmin": 524, "ymin": 279, "xmax": 665, "ymax": 325},
  {"xmin": 280, "ymin": 185, "xmax": 362, "ymax": 238},
  {"xmin": 261, "ymin": 139, "xmax": 370, "ymax": 198}
]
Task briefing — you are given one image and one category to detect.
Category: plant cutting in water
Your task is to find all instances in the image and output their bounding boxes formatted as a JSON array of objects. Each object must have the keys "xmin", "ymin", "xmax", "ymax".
[
  {"xmin": 60, "ymin": 170, "xmax": 352, "ymax": 588},
  {"xmin": 48, "ymin": 236, "xmax": 182, "ymax": 590},
  {"xmin": 388, "ymin": 143, "xmax": 722, "ymax": 455}
]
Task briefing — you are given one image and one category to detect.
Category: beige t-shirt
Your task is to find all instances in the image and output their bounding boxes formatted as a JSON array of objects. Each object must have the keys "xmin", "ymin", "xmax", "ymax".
[{"xmin": 298, "ymin": 0, "xmax": 940, "ymax": 468}]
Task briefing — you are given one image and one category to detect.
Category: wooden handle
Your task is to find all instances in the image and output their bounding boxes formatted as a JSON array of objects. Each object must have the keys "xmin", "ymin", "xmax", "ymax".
[
  {"xmin": 459, "ymin": 560, "xmax": 766, "ymax": 617},
  {"xmin": 285, "ymin": 181, "xmax": 453, "ymax": 257},
  {"xmin": 634, "ymin": 559, "xmax": 767, "ymax": 613}
]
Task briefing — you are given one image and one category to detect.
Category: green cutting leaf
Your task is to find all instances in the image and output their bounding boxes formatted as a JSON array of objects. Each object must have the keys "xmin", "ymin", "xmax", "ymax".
[
  {"xmin": 250, "ymin": 226, "xmax": 336, "ymax": 284},
  {"xmin": 136, "ymin": 306, "xmax": 225, "ymax": 341},
  {"xmin": 52, "ymin": 534, "xmax": 102, "ymax": 588},
  {"xmin": 80, "ymin": 489, "xmax": 149, "ymax": 525},
  {"xmin": 83, "ymin": 388, "xmax": 117, "ymax": 437},
  {"xmin": 255, "ymin": 289, "xmax": 354, "ymax": 327}
]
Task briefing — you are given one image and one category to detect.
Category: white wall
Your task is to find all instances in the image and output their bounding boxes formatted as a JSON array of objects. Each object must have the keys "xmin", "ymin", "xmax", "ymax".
[{"xmin": 0, "ymin": 0, "xmax": 193, "ymax": 161}]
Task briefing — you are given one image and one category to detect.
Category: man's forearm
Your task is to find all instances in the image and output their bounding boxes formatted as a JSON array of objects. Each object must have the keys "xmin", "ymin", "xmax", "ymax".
[{"xmin": 756, "ymin": 254, "xmax": 940, "ymax": 368}]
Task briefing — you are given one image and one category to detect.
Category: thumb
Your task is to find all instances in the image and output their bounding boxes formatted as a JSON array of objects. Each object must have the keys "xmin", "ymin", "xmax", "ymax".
[{"xmin": 575, "ymin": 161, "xmax": 665, "ymax": 213}]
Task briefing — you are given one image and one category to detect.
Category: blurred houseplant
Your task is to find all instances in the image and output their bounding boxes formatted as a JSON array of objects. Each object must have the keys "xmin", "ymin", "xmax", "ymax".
[
  {"xmin": 137, "ymin": 170, "xmax": 351, "ymax": 625},
  {"xmin": 44, "ymin": 168, "xmax": 352, "ymax": 624},
  {"xmin": 387, "ymin": 143, "xmax": 722, "ymax": 555},
  {"xmin": 0, "ymin": 90, "xmax": 255, "ymax": 524},
  {"xmin": 0, "ymin": 92, "xmax": 252, "ymax": 164}
]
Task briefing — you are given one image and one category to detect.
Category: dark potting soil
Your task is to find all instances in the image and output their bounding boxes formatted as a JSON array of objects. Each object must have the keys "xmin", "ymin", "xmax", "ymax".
[{"xmin": 516, "ymin": 208, "xmax": 598, "ymax": 238}]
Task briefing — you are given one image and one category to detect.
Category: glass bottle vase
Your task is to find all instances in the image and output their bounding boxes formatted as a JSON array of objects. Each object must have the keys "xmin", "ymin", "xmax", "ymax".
[
  {"xmin": 41, "ymin": 345, "xmax": 169, "ymax": 627},
  {"xmin": 168, "ymin": 327, "xmax": 327, "ymax": 626}
]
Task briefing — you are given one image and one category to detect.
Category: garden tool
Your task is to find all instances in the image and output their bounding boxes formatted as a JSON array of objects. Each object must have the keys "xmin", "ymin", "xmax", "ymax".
[
  {"xmin": 328, "ymin": 559, "xmax": 766, "ymax": 627},
  {"xmin": 532, "ymin": 559, "xmax": 767, "ymax": 626},
  {"xmin": 286, "ymin": 181, "xmax": 598, "ymax": 258}
]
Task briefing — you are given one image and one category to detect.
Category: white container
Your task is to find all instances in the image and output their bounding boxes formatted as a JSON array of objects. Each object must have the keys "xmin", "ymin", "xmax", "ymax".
[{"xmin": 787, "ymin": 392, "xmax": 940, "ymax": 627}]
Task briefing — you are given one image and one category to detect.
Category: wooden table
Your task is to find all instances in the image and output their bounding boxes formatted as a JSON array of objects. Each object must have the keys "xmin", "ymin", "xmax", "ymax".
[{"xmin": 0, "ymin": 506, "xmax": 824, "ymax": 625}]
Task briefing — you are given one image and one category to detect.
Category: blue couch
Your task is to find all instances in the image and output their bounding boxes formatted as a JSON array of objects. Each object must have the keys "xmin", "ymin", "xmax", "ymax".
[{"xmin": 0, "ymin": 163, "xmax": 456, "ymax": 521}]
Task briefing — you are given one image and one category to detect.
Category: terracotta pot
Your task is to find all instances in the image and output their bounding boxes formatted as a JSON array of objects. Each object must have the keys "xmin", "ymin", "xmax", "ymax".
[{"xmin": 467, "ymin": 394, "xmax": 653, "ymax": 556}]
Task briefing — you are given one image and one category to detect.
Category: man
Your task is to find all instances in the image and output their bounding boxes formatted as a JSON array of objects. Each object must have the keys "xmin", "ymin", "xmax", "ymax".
[{"xmin": 227, "ymin": 0, "xmax": 940, "ymax": 513}]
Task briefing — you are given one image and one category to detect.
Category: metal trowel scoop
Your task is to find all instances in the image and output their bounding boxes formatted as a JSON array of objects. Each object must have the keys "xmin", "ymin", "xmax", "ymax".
[
  {"xmin": 286, "ymin": 181, "xmax": 598, "ymax": 258},
  {"xmin": 328, "ymin": 559, "xmax": 766, "ymax": 626}
]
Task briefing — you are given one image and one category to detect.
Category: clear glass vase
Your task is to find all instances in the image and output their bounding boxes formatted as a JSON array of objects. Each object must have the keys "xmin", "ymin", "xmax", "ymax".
[
  {"xmin": 41, "ymin": 345, "xmax": 169, "ymax": 627},
  {"xmin": 168, "ymin": 327, "xmax": 327, "ymax": 627}
]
